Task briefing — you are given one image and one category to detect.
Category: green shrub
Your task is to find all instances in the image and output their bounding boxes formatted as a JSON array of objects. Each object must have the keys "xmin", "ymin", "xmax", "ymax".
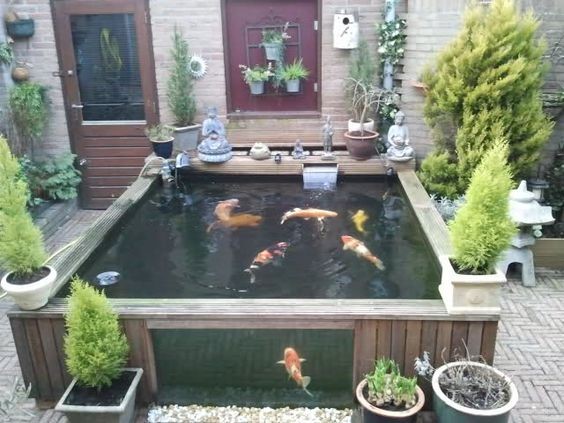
[
  {"xmin": 366, "ymin": 358, "xmax": 417, "ymax": 409},
  {"xmin": 346, "ymin": 40, "xmax": 378, "ymax": 124},
  {"xmin": 8, "ymin": 83, "xmax": 49, "ymax": 146},
  {"xmin": 281, "ymin": 58, "xmax": 309, "ymax": 81},
  {"xmin": 449, "ymin": 140, "xmax": 516, "ymax": 273},
  {"xmin": 0, "ymin": 137, "xmax": 47, "ymax": 276},
  {"xmin": 167, "ymin": 27, "xmax": 196, "ymax": 127},
  {"xmin": 64, "ymin": 277, "xmax": 129, "ymax": 390},
  {"xmin": 419, "ymin": 0, "xmax": 552, "ymax": 198}
]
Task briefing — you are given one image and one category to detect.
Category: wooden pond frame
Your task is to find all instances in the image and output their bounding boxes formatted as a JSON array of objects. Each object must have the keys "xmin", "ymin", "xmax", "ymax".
[{"xmin": 7, "ymin": 163, "xmax": 500, "ymax": 407}]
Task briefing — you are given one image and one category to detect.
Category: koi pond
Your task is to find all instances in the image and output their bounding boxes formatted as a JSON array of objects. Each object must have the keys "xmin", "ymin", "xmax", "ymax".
[{"xmin": 64, "ymin": 177, "xmax": 440, "ymax": 300}]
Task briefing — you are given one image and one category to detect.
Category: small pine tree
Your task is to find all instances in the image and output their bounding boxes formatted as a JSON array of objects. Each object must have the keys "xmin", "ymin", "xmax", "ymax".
[
  {"xmin": 449, "ymin": 140, "xmax": 516, "ymax": 274},
  {"xmin": 64, "ymin": 277, "xmax": 129, "ymax": 390},
  {"xmin": 167, "ymin": 27, "xmax": 196, "ymax": 127},
  {"xmin": 346, "ymin": 39, "xmax": 378, "ymax": 123},
  {"xmin": 419, "ymin": 0, "xmax": 552, "ymax": 198},
  {"xmin": 0, "ymin": 136, "xmax": 47, "ymax": 275}
]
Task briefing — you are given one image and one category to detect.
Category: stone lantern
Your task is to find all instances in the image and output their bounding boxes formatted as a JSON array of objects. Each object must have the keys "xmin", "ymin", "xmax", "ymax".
[{"xmin": 498, "ymin": 180, "xmax": 554, "ymax": 287}]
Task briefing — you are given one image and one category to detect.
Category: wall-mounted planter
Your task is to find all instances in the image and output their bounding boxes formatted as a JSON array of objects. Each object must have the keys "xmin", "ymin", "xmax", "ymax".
[
  {"xmin": 262, "ymin": 42, "xmax": 283, "ymax": 61},
  {"xmin": 6, "ymin": 19, "xmax": 35, "ymax": 39},
  {"xmin": 249, "ymin": 81, "xmax": 265, "ymax": 95},
  {"xmin": 11, "ymin": 66, "xmax": 30, "ymax": 82},
  {"xmin": 285, "ymin": 79, "xmax": 300, "ymax": 93}
]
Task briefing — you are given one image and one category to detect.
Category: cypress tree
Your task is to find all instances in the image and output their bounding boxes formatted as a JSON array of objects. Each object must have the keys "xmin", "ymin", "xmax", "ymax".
[{"xmin": 419, "ymin": 0, "xmax": 552, "ymax": 198}]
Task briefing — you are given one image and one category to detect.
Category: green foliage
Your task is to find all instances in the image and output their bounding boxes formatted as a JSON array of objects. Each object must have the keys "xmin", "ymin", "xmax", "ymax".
[
  {"xmin": 449, "ymin": 140, "xmax": 516, "ymax": 273},
  {"xmin": 376, "ymin": 17, "xmax": 407, "ymax": 65},
  {"xmin": 261, "ymin": 23, "xmax": 290, "ymax": 45},
  {"xmin": 280, "ymin": 58, "xmax": 309, "ymax": 81},
  {"xmin": 19, "ymin": 154, "xmax": 81, "ymax": 204},
  {"xmin": 544, "ymin": 147, "xmax": 564, "ymax": 216},
  {"xmin": 167, "ymin": 27, "xmax": 196, "ymax": 126},
  {"xmin": 346, "ymin": 40, "xmax": 379, "ymax": 124},
  {"xmin": 64, "ymin": 277, "xmax": 129, "ymax": 390},
  {"xmin": 419, "ymin": 0, "xmax": 552, "ymax": 198},
  {"xmin": 8, "ymin": 82, "xmax": 49, "ymax": 143},
  {"xmin": 366, "ymin": 358, "xmax": 417, "ymax": 409},
  {"xmin": 145, "ymin": 124, "xmax": 174, "ymax": 142},
  {"xmin": 0, "ymin": 137, "xmax": 47, "ymax": 276},
  {"xmin": 0, "ymin": 42, "xmax": 14, "ymax": 65},
  {"xmin": 239, "ymin": 64, "xmax": 273, "ymax": 84}
]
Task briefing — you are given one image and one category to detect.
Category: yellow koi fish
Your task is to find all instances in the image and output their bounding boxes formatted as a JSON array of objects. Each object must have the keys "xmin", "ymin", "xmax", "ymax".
[{"xmin": 351, "ymin": 210, "xmax": 368, "ymax": 234}]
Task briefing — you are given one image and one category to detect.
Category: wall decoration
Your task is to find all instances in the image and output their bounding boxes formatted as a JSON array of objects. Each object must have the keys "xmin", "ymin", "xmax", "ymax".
[
  {"xmin": 189, "ymin": 54, "xmax": 207, "ymax": 79},
  {"xmin": 333, "ymin": 11, "xmax": 359, "ymax": 49}
]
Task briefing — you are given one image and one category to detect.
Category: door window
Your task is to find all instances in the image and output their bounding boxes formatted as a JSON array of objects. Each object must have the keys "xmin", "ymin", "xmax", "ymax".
[{"xmin": 70, "ymin": 14, "xmax": 144, "ymax": 121}]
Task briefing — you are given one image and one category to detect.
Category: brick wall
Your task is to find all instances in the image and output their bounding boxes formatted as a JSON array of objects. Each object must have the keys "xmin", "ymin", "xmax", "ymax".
[{"xmin": 5, "ymin": 0, "xmax": 70, "ymax": 156}]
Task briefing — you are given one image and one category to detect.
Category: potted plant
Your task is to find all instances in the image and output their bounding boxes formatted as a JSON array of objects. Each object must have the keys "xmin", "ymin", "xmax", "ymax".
[
  {"xmin": 145, "ymin": 124, "xmax": 174, "ymax": 159},
  {"xmin": 346, "ymin": 40, "xmax": 377, "ymax": 133},
  {"xmin": 281, "ymin": 58, "xmax": 309, "ymax": 93},
  {"xmin": 0, "ymin": 136, "xmax": 55, "ymax": 310},
  {"xmin": 439, "ymin": 140, "xmax": 516, "ymax": 314},
  {"xmin": 55, "ymin": 277, "xmax": 143, "ymax": 423},
  {"xmin": 260, "ymin": 23, "xmax": 290, "ymax": 61},
  {"xmin": 0, "ymin": 41, "xmax": 14, "ymax": 66},
  {"xmin": 167, "ymin": 27, "xmax": 201, "ymax": 151},
  {"xmin": 356, "ymin": 358, "xmax": 425, "ymax": 423},
  {"xmin": 4, "ymin": 11, "xmax": 35, "ymax": 39},
  {"xmin": 415, "ymin": 351, "xmax": 518, "ymax": 423},
  {"xmin": 239, "ymin": 64, "xmax": 273, "ymax": 95}
]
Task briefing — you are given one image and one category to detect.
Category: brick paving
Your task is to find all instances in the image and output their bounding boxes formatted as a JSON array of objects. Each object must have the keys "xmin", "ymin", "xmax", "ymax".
[{"xmin": 1, "ymin": 208, "xmax": 564, "ymax": 422}]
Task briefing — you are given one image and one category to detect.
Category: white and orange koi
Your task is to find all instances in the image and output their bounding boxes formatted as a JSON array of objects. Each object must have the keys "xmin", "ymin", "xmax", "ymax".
[
  {"xmin": 276, "ymin": 347, "xmax": 313, "ymax": 397},
  {"xmin": 280, "ymin": 208, "xmax": 338, "ymax": 225},
  {"xmin": 341, "ymin": 235, "xmax": 385, "ymax": 270}
]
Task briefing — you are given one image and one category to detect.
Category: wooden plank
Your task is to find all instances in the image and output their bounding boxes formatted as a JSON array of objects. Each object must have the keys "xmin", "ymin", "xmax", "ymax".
[
  {"xmin": 37, "ymin": 320, "xmax": 65, "ymax": 396},
  {"xmin": 467, "ymin": 322, "xmax": 484, "ymax": 358},
  {"xmin": 404, "ymin": 321, "xmax": 422, "ymax": 376},
  {"xmin": 51, "ymin": 319, "xmax": 72, "ymax": 386},
  {"xmin": 353, "ymin": 320, "xmax": 377, "ymax": 388},
  {"xmin": 390, "ymin": 320, "xmax": 407, "ymax": 370},
  {"xmin": 481, "ymin": 321, "xmax": 498, "ymax": 365},
  {"xmin": 450, "ymin": 321, "xmax": 469, "ymax": 358},
  {"xmin": 24, "ymin": 319, "xmax": 53, "ymax": 400},
  {"xmin": 9, "ymin": 318, "xmax": 37, "ymax": 397},
  {"xmin": 147, "ymin": 319, "xmax": 354, "ymax": 330},
  {"xmin": 142, "ymin": 324, "xmax": 158, "ymax": 402},
  {"xmin": 531, "ymin": 239, "xmax": 564, "ymax": 269},
  {"xmin": 435, "ymin": 321, "xmax": 453, "ymax": 364},
  {"xmin": 123, "ymin": 320, "xmax": 149, "ymax": 403},
  {"xmin": 84, "ymin": 146, "xmax": 151, "ymax": 158},
  {"xmin": 420, "ymin": 321, "xmax": 438, "ymax": 367},
  {"xmin": 376, "ymin": 320, "xmax": 392, "ymax": 359}
]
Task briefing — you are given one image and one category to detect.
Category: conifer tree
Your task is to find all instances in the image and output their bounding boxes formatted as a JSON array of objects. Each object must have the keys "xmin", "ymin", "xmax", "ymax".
[{"xmin": 419, "ymin": 0, "xmax": 552, "ymax": 198}]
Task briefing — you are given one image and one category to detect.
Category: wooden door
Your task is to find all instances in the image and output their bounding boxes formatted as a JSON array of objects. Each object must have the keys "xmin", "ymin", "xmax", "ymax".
[
  {"xmin": 224, "ymin": 0, "xmax": 319, "ymax": 114},
  {"xmin": 53, "ymin": 0, "xmax": 157, "ymax": 209}
]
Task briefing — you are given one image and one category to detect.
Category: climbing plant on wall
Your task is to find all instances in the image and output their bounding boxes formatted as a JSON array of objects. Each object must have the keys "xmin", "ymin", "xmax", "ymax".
[{"xmin": 418, "ymin": 0, "xmax": 553, "ymax": 198}]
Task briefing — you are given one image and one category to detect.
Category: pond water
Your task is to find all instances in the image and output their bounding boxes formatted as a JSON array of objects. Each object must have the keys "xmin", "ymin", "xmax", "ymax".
[{"xmin": 68, "ymin": 177, "xmax": 439, "ymax": 299}]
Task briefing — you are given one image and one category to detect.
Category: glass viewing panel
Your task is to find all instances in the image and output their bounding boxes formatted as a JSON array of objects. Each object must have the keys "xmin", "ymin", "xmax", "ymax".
[{"xmin": 70, "ymin": 14, "xmax": 145, "ymax": 121}]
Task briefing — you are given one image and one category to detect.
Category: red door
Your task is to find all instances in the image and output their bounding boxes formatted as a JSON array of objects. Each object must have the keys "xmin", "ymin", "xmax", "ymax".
[{"xmin": 224, "ymin": 0, "xmax": 319, "ymax": 114}]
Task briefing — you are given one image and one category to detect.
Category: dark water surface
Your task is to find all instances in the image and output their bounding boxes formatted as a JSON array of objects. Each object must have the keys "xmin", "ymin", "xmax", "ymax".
[{"xmin": 72, "ymin": 178, "xmax": 440, "ymax": 299}]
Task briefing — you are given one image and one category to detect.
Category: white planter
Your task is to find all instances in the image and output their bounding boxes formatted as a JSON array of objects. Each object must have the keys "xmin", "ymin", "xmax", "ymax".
[
  {"xmin": 286, "ymin": 79, "xmax": 300, "ymax": 93},
  {"xmin": 432, "ymin": 361, "xmax": 518, "ymax": 423},
  {"xmin": 262, "ymin": 42, "xmax": 283, "ymax": 60},
  {"xmin": 55, "ymin": 368, "xmax": 143, "ymax": 423},
  {"xmin": 1, "ymin": 266, "xmax": 56, "ymax": 310},
  {"xmin": 173, "ymin": 124, "xmax": 201, "ymax": 151},
  {"xmin": 347, "ymin": 118, "xmax": 374, "ymax": 133},
  {"xmin": 438, "ymin": 255, "xmax": 505, "ymax": 315},
  {"xmin": 249, "ymin": 81, "xmax": 265, "ymax": 95}
]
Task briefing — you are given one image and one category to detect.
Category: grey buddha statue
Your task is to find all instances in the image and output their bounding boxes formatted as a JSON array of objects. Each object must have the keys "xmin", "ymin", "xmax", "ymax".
[
  {"xmin": 292, "ymin": 139, "xmax": 305, "ymax": 159},
  {"xmin": 386, "ymin": 111, "xmax": 414, "ymax": 162},
  {"xmin": 198, "ymin": 107, "xmax": 232, "ymax": 163}
]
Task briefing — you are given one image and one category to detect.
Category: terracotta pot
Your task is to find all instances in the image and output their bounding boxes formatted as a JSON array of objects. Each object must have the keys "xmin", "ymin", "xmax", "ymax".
[
  {"xmin": 344, "ymin": 130, "xmax": 378, "ymax": 160},
  {"xmin": 356, "ymin": 378, "xmax": 425, "ymax": 423},
  {"xmin": 11, "ymin": 66, "xmax": 29, "ymax": 82}
]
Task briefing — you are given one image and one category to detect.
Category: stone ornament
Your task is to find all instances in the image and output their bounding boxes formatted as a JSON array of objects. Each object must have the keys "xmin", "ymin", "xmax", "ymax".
[
  {"xmin": 197, "ymin": 107, "xmax": 232, "ymax": 163},
  {"xmin": 386, "ymin": 111, "xmax": 414, "ymax": 162},
  {"xmin": 321, "ymin": 116, "xmax": 335, "ymax": 161},
  {"xmin": 292, "ymin": 139, "xmax": 306, "ymax": 159},
  {"xmin": 250, "ymin": 143, "xmax": 271, "ymax": 160}
]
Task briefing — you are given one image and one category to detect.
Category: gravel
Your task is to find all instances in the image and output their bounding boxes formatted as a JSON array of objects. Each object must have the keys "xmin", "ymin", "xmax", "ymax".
[{"xmin": 147, "ymin": 405, "xmax": 352, "ymax": 423}]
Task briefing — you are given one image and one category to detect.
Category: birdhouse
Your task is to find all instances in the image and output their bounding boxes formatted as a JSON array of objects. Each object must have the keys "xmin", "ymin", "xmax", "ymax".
[{"xmin": 333, "ymin": 11, "xmax": 359, "ymax": 49}]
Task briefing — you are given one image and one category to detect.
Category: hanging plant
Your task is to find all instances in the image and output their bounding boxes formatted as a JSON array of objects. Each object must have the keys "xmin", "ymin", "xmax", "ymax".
[
  {"xmin": 188, "ymin": 54, "xmax": 207, "ymax": 79},
  {"xmin": 0, "ymin": 41, "xmax": 14, "ymax": 66},
  {"xmin": 376, "ymin": 17, "xmax": 407, "ymax": 65}
]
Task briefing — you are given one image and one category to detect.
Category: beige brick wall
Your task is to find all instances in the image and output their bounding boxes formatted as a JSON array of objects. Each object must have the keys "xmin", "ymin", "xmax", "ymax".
[{"xmin": 7, "ymin": 0, "xmax": 70, "ymax": 156}]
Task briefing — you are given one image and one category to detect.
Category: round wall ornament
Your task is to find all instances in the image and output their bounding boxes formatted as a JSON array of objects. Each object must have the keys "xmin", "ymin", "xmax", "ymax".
[{"xmin": 189, "ymin": 54, "xmax": 207, "ymax": 79}]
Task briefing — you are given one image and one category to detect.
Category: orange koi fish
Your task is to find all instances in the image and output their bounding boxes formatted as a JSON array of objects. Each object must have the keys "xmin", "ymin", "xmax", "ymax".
[
  {"xmin": 341, "ymin": 235, "xmax": 385, "ymax": 270},
  {"xmin": 214, "ymin": 199, "xmax": 240, "ymax": 221},
  {"xmin": 207, "ymin": 199, "xmax": 262, "ymax": 232},
  {"xmin": 276, "ymin": 347, "xmax": 312, "ymax": 397},
  {"xmin": 280, "ymin": 208, "xmax": 338, "ymax": 224},
  {"xmin": 244, "ymin": 242, "xmax": 289, "ymax": 283}
]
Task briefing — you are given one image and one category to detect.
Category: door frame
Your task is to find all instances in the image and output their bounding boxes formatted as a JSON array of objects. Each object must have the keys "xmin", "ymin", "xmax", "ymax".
[
  {"xmin": 51, "ymin": 0, "xmax": 159, "ymax": 207},
  {"xmin": 220, "ymin": 0, "xmax": 322, "ymax": 118}
]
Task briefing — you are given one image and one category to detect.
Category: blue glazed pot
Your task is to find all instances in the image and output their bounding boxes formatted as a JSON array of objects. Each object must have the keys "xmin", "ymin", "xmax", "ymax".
[
  {"xmin": 151, "ymin": 138, "xmax": 174, "ymax": 159},
  {"xmin": 6, "ymin": 19, "xmax": 35, "ymax": 39},
  {"xmin": 432, "ymin": 362, "xmax": 518, "ymax": 423}
]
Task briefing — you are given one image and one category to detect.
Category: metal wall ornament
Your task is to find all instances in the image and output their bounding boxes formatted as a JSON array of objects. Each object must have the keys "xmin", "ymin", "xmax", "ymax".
[
  {"xmin": 188, "ymin": 54, "xmax": 207, "ymax": 79},
  {"xmin": 333, "ymin": 11, "xmax": 359, "ymax": 49}
]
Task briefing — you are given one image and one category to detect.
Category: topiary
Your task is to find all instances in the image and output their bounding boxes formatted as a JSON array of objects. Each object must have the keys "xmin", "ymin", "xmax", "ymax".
[
  {"xmin": 0, "ymin": 136, "xmax": 47, "ymax": 276},
  {"xmin": 64, "ymin": 277, "xmax": 129, "ymax": 390},
  {"xmin": 167, "ymin": 27, "xmax": 196, "ymax": 127},
  {"xmin": 419, "ymin": 0, "xmax": 552, "ymax": 198},
  {"xmin": 449, "ymin": 140, "xmax": 516, "ymax": 274}
]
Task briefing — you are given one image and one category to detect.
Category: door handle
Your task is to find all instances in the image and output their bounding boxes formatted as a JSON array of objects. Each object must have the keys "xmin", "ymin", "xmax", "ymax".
[
  {"xmin": 78, "ymin": 158, "xmax": 88, "ymax": 167},
  {"xmin": 71, "ymin": 103, "xmax": 84, "ymax": 109}
]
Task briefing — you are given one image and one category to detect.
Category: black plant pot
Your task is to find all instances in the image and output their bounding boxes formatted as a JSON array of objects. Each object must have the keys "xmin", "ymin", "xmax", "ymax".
[
  {"xmin": 151, "ymin": 138, "xmax": 173, "ymax": 159},
  {"xmin": 6, "ymin": 19, "xmax": 35, "ymax": 39}
]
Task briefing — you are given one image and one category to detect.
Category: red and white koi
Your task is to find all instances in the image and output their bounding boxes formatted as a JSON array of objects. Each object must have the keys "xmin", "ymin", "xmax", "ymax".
[
  {"xmin": 244, "ymin": 242, "xmax": 289, "ymax": 283},
  {"xmin": 341, "ymin": 235, "xmax": 385, "ymax": 270}
]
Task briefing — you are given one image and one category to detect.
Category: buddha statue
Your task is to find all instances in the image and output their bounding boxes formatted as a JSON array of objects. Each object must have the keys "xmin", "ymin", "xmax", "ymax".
[
  {"xmin": 292, "ymin": 139, "xmax": 305, "ymax": 159},
  {"xmin": 386, "ymin": 111, "xmax": 414, "ymax": 162},
  {"xmin": 198, "ymin": 107, "xmax": 232, "ymax": 163}
]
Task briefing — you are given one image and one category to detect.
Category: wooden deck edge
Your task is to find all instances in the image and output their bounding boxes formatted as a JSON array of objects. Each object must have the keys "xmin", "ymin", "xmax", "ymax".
[
  {"xmin": 48, "ymin": 176, "xmax": 157, "ymax": 296},
  {"xmin": 531, "ymin": 238, "xmax": 564, "ymax": 270},
  {"xmin": 398, "ymin": 171, "xmax": 452, "ymax": 258}
]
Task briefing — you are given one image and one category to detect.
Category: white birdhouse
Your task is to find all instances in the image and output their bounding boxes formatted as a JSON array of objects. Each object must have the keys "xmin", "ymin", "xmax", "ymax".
[{"xmin": 333, "ymin": 12, "xmax": 359, "ymax": 49}]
